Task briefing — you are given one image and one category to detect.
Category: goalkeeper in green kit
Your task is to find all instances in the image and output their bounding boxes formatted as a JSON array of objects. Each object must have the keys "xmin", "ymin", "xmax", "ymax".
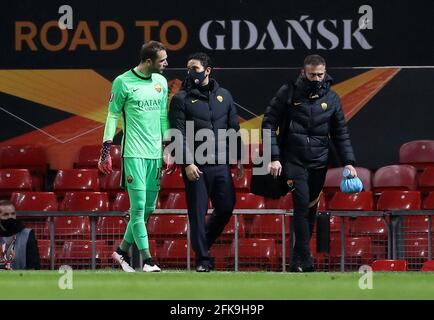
[{"xmin": 98, "ymin": 41, "xmax": 169, "ymax": 272}]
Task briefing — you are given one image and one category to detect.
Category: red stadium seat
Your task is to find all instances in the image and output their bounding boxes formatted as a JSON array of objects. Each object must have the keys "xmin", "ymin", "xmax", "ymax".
[
  {"xmin": 248, "ymin": 214, "xmax": 289, "ymax": 239},
  {"xmin": 76, "ymin": 144, "xmax": 121, "ymax": 169},
  {"xmin": 160, "ymin": 168, "xmax": 184, "ymax": 192},
  {"xmin": 419, "ymin": 167, "xmax": 434, "ymax": 192},
  {"xmin": 58, "ymin": 240, "xmax": 110, "ymax": 267},
  {"xmin": 0, "ymin": 145, "xmax": 47, "ymax": 174},
  {"xmin": 147, "ymin": 215, "xmax": 188, "ymax": 239},
  {"xmin": 324, "ymin": 167, "xmax": 372, "ymax": 194},
  {"xmin": 330, "ymin": 236, "xmax": 372, "ymax": 266},
  {"xmin": 212, "ymin": 215, "xmax": 246, "ymax": 240},
  {"xmin": 61, "ymin": 192, "xmax": 109, "ymax": 212},
  {"xmin": 37, "ymin": 239, "xmax": 53, "ymax": 268},
  {"xmin": 209, "ymin": 243, "xmax": 232, "ymax": 270},
  {"xmin": 405, "ymin": 237, "xmax": 428, "ymax": 259},
  {"xmin": 100, "ymin": 170, "xmax": 121, "ymax": 196},
  {"xmin": 11, "ymin": 192, "xmax": 58, "ymax": 211},
  {"xmin": 231, "ymin": 238, "xmax": 278, "ymax": 271},
  {"xmin": 264, "ymin": 193, "xmax": 293, "ymax": 210},
  {"xmin": 111, "ymin": 192, "xmax": 130, "ymax": 211},
  {"xmin": 46, "ymin": 216, "xmax": 91, "ymax": 239},
  {"xmin": 351, "ymin": 216, "xmax": 388, "ymax": 237},
  {"xmin": 53, "ymin": 169, "xmax": 100, "ymax": 195},
  {"xmin": 423, "ymin": 192, "xmax": 434, "ymax": 209},
  {"xmin": 96, "ymin": 216, "xmax": 127, "ymax": 236},
  {"xmin": 159, "ymin": 239, "xmax": 194, "ymax": 268},
  {"xmin": 327, "ymin": 191, "xmax": 375, "ymax": 211},
  {"xmin": 0, "ymin": 169, "xmax": 32, "ymax": 198},
  {"xmin": 404, "ymin": 216, "xmax": 432, "ymax": 234},
  {"xmin": 164, "ymin": 192, "xmax": 187, "ymax": 209},
  {"xmin": 421, "ymin": 260, "xmax": 434, "ymax": 272},
  {"xmin": 235, "ymin": 193, "xmax": 265, "ymax": 209},
  {"xmin": 231, "ymin": 167, "xmax": 251, "ymax": 191},
  {"xmin": 372, "ymin": 165, "xmax": 418, "ymax": 192},
  {"xmin": 376, "ymin": 191, "xmax": 421, "ymax": 211},
  {"xmin": 400, "ymin": 140, "xmax": 434, "ymax": 170},
  {"xmin": 371, "ymin": 259, "xmax": 407, "ymax": 271}
]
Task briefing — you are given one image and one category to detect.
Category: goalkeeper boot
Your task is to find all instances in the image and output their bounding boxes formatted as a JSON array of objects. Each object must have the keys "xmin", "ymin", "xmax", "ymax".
[
  {"xmin": 143, "ymin": 258, "xmax": 161, "ymax": 272},
  {"xmin": 112, "ymin": 249, "xmax": 135, "ymax": 272}
]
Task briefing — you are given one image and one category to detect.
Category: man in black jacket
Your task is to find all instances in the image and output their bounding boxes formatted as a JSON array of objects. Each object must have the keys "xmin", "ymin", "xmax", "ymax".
[
  {"xmin": 0, "ymin": 200, "xmax": 40, "ymax": 270},
  {"xmin": 169, "ymin": 52, "xmax": 243, "ymax": 272},
  {"xmin": 262, "ymin": 54, "xmax": 357, "ymax": 272}
]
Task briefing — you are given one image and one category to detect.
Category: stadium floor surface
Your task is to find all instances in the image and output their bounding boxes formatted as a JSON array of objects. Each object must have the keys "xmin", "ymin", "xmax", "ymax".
[{"xmin": 1, "ymin": 271, "xmax": 434, "ymax": 300}]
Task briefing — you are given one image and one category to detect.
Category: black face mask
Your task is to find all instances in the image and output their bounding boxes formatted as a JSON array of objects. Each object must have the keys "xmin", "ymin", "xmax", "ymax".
[
  {"xmin": 0, "ymin": 219, "xmax": 23, "ymax": 237},
  {"xmin": 188, "ymin": 70, "xmax": 207, "ymax": 86}
]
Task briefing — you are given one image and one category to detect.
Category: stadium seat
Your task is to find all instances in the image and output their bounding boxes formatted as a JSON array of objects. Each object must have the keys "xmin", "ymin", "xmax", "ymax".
[
  {"xmin": 372, "ymin": 165, "xmax": 418, "ymax": 192},
  {"xmin": 351, "ymin": 216, "xmax": 388, "ymax": 237},
  {"xmin": 248, "ymin": 214, "xmax": 289, "ymax": 239},
  {"xmin": 147, "ymin": 215, "xmax": 188, "ymax": 239},
  {"xmin": 231, "ymin": 167, "xmax": 251, "ymax": 191},
  {"xmin": 419, "ymin": 167, "xmax": 434, "ymax": 192},
  {"xmin": 212, "ymin": 214, "xmax": 246, "ymax": 240},
  {"xmin": 61, "ymin": 192, "xmax": 109, "ymax": 212},
  {"xmin": 37, "ymin": 239, "xmax": 53, "ymax": 269},
  {"xmin": 53, "ymin": 169, "xmax": 100, "ymax": 195},
  {"xmin": 76, "ymin": 144, "xmax": 121, "ymax": 169},
  {"xmin": 58, "ymin": 240, "xmax": 110, "ymax": 268},
  {"xmin": 159, "ymin": 239, "xmax": 194, "ymax": 268},
  {"xmin": 371, "ymin": 259, "xmax": 407, "ymax": 271},
  {"xmin": 327, "ymin": 191, "xmax": 375, "ymax": 211},
  {"xmin": 96, "ymin": 216, "xmax": 127, "ymax": 237},
  {"xmin": 160, "ymin": 168, "xmax": 184, "ymax": 192},
  {"xmin": 111, "ymin": 192, "xmax": 130, "ymax": 211},
  {"xmin": 0, "ymin": 169, "xmax": 32, "ymax": 198},
  {"xmin": 235, "ymin": 193, "xmax": 265, "ymax": 209},
  {"xmin": 264, "ymin": 193, "xmax": 293, "ymax": 210},
  {"xmin": 231, "ymin": 238, "xmax": 278, "ymax": 271},
  {"xmin": 0, "ymin": 145, "xmax": 47, "ymax": 191},
  {"xmin": 11, "ymin": 192, "xmax": 58, "ymax": 211},
  {"xmin": 46, "ymin": 216, "xmax": 91, "ymax": 239},
  {"xmin": 399, "ymin": 140, "xmax": 434, "ymax": 170},
  {"xmin": 99, "ymin": 170, "xmax": 121, "ymax": 197},
  {"xmin": 403, "ymin": 216, "xmax": 432, "ymax": 234},
  {"xmin": 163, "ymin": 192, "xmax": 187, "ymax": 209},
  {"xmin": 324, "ymin": 167, "xmax": 372, "ymax": 194},
  {"xmin": 376, "ymin": 191, "xmax": 421, "ymax": 211},
  {"xmin": 209, "ymin": 243, "xmax": 232, "ymax": 270},
  {"xmin": 405, "ymin": 237, "xmax": 428, "ymax": 259},
  {"xmin": 330, "ymin": 236, "xmax": 372, "ymax": 266},
  {"xmin": 0, "ymin": 144, "xmax": 47, "ymax": 174},
  {"xmin": 423, "ymin": 192, "xmax": 434, "ymax": 209},
  {"xmin": 421, "ymin": 260, "xmax": 434, "ymax": 272}
]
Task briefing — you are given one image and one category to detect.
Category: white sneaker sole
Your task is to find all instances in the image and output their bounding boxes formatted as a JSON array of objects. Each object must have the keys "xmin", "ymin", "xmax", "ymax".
[{"xmin": 112, "ymin": 251, "xmax": 135, "ymax": 273}]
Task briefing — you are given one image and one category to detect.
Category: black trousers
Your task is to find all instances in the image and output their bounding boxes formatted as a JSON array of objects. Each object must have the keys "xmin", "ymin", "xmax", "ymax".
[
  {"xmin": 182, "ymin": 164, "xmax": 236, "ymax": 265},
  {"xmin": 285, "ymin": 165, "xmax": 327, "ymax": 266}
]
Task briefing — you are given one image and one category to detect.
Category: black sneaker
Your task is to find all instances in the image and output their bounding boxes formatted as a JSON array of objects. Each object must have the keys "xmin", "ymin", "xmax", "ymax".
[{"xmin": 196, "ymin": 264, "xmax": 210, "ymax": 272}]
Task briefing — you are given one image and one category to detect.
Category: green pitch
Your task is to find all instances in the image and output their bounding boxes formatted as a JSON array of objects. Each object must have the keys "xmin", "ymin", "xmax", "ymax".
[{"xmin": 1, "ymin": 271, "xmax": 434, "ymax": 300}]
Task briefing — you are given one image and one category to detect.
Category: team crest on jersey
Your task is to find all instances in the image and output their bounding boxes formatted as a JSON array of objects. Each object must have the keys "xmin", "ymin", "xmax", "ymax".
[
  {"xmin": 154, "ymin": 83, "xmax": 162, "ymax": 93},
  {"xmin": 109, "ymin": 93, "xmax": 114, "ymax": 102},
  {"xmin": 127, "ymin": 175, "xmax": 133, "ymax": 183},
  {"xmin": 321, "ymin": 102, "xmax": 328, "ymax": 110},
  {"xmin": 217, "ymin": 95, "xmax": 223, "ymax": 102}
]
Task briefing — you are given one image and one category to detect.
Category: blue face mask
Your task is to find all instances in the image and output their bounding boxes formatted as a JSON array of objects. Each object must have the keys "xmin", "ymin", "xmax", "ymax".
[{"xmin": 188, "ymin": 70, "xmax": 207, "ymax": 86}]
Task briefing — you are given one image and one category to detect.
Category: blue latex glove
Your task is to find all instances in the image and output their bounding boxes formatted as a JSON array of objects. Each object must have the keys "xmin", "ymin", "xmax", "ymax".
[{"xmin": 340, "ymin": 168, "xmax": 363, "ymax": 193}]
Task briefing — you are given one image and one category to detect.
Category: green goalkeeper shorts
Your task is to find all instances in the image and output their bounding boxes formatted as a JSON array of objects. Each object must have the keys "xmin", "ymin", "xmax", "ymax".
[{"xmin": 121, "ymin": 158, "xmax": 162, "ymax": 191}]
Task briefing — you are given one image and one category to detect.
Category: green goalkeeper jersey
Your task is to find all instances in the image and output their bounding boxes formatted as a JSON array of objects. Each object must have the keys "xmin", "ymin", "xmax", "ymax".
[{"xmin": 102, "ymin": 68, "xmax": 169, "ymax": 159}]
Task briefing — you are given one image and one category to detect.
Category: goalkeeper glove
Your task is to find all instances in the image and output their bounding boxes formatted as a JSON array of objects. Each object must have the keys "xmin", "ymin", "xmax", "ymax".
[{"xmin": 98, "ymin": 141, "xmax": 113, "ymax": 175}]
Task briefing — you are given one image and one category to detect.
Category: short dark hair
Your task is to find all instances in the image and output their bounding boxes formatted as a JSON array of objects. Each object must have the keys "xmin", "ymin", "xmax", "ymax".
[
  {"xmin": 304, "ymin": 54, "xmax": 326, "ymax": 67},
  {"xmin": 140, "ymin": 41, "xmax": 166, "ymax": 63},
  {"xmin": 188, "ymin": 52, "xmax": 213, "ymax": 69},
  {"xmin": 0, "ymin": 200, "xmax": 13, "ymax": 207}
]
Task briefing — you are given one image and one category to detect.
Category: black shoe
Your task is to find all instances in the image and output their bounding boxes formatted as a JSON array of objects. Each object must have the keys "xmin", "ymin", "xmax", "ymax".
[
  {"xmin": 196, "ymin": 264, "xmax": 210, "ymax": 272},
  {"xmin": 116, "ymin": 247, "xmax": 130, "ymax": 264}
]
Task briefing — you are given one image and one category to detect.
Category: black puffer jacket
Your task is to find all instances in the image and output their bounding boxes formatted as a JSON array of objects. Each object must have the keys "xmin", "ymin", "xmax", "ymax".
[
  {"xmin": 169, "ymin": 78, "xmax": 242, "ymax": 165},
  {"xmin": 262, "ymin": 74, "xmax": 355, "ymax": 169}
]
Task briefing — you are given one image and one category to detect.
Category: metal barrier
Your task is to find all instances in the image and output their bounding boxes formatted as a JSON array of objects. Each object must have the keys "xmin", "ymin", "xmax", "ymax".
[{"xmin": 16, "ymin": 209, "xmax": 434, "ymax": 271}]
